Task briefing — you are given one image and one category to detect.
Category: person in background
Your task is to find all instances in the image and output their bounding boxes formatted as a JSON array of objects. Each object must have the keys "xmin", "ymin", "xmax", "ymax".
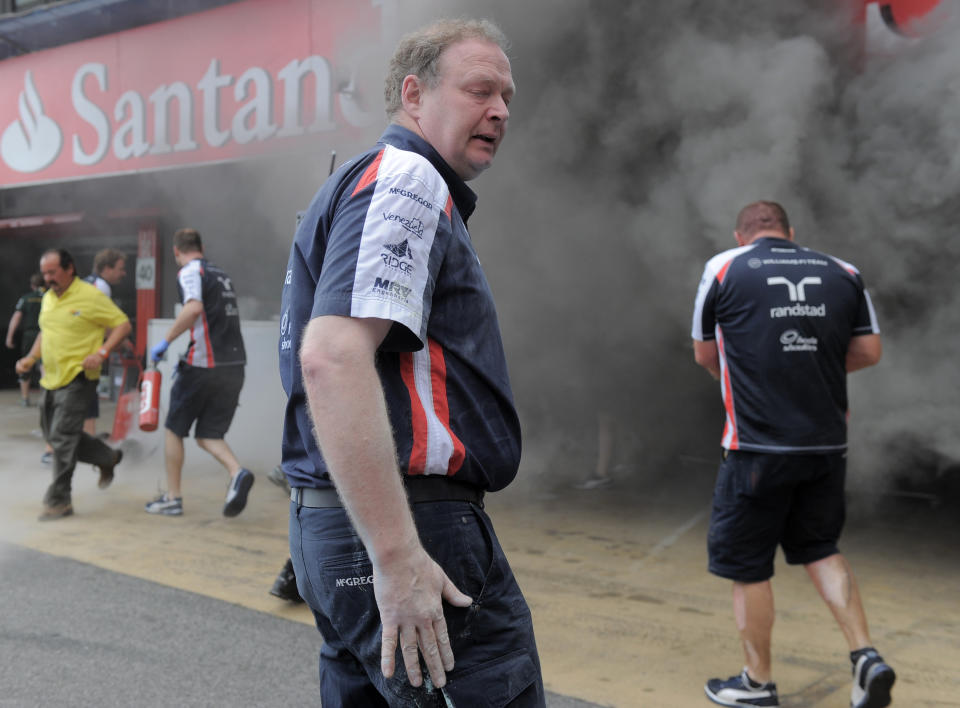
[
  {"xmin": 278, "ymin": 18, "xmax": 544, "ymax": 706},
  {"xmin": 16, "ymin": 248, "xmax": 129, "ymax": 520},
  {"xmin": 6, "ymin": 272, "xmax": 44, "ymax": 407},
  {"xmin": 145, "ymin": 228, "xmax": 254, "ymax": 518},
  {"xmin": 82, "ymin": 248, "xmax": 128, "ymax": 437},
  {"xmin": 692, "ymin": 201, "xmax": 894, "ymax": 708}
]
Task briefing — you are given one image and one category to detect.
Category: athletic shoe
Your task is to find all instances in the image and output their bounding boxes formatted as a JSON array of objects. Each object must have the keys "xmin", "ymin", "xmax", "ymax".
[
  {"xmin": 40, "ymin": 451, "xmax": 52, "ymax": 465},
  {"xmin": 267, "ymin": 465, "xmax": 291, "ymax": 494},
  {"xmin": 96, "ymin": 448, "xmax": 123, "ymax": 490},
  {"xmin": 851, "ymin": 648, "xmax": 895, "ymax": 708},
  {"xmin": 145, "ymin": 494, "xmax": 183, "ymax": 516},
  {"xmin": 223, "ymin": 468, "xmax": 254, "ymax": 517},
  {"xmin": 269, "ymin": 558, "xmax": 303, "ymax": 603},
  {"xmin": 705, "ymin": 668, "xmax": 780, "ymax": 707},
  {"xmin": 38, "ymin": 503, "xmax": 73, "ymax": 521}
]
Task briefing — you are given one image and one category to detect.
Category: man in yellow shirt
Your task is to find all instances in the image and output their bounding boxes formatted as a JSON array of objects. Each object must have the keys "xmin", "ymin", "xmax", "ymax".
[{"xmin": 16, "ymin": 248, "xmax": 132, "ymax": 521}]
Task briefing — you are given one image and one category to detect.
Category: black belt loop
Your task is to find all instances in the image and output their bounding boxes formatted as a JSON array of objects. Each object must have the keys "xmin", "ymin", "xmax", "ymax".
[{"xmin": 291, "ymin": 476, "xmax": 483, "ymax": 509}]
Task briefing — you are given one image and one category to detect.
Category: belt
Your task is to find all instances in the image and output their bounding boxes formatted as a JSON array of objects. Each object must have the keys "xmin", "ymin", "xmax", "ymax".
[{"xmin": 291, "ymin": 475, "xmax": 484, "ymax": 508}]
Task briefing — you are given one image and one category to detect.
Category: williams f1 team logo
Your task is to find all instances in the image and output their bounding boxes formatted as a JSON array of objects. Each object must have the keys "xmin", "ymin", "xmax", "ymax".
[{"xmin": 1, "ymin": 71, "xmax": 62, "ymax": 173}]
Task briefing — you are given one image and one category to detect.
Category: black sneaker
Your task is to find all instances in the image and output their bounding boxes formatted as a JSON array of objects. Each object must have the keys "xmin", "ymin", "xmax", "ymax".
[
  {"xmin": 145, "ymin": 493, "xmax": 183, "ymax": 516},
  {"xmin": 269, "ymin": 558, "xmax": 303, "ymax": 603},
  {"xmin": 705, "ymin": 668, "xmax": 780, "ymax": 707},
  {"xmin": 223, "ymin": 468, "xmax": 254, "ymax": 517},
  {"xmin": 96, "ymin": 448, "xmax": 123, "ymax": 490},
  {"xmin": 851, "ymin": 648, "xmax": 895, "ymax": 708}
]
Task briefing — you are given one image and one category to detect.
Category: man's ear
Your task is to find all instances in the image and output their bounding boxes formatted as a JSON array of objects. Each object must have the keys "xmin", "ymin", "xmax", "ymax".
[
  {"xmin": 734, "ymin": 230, "xmax": 747, "ymax": 247},
  {"xmin": 400, "ymin": 74, "xmax": 423, "ymax": 117}
]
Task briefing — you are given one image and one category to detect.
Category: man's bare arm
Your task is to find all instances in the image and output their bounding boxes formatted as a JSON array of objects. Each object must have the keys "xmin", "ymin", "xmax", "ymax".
[
  {"xmin": 5, "ymin": 310, "xmax": 22, "ymax": 348},
  {"xmin": 847, "ymin": 333, "xmax": 882, "ymax": 373},
  {"xmin": 163, "ymin": 300, "xmax": 204, "ymax": 344},
  {"xmin": 299, "ymin": 315, "xmax": 471, "ymax": 690},
  {"xmin": 694, "ymin": 339, "xmax": 721, "ymax": 380}
]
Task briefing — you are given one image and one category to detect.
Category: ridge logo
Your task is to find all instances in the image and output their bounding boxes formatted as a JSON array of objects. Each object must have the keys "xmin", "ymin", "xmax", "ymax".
[{"xmin": 1, "ymin": 71, "xmax": 62, "ymax": 173}]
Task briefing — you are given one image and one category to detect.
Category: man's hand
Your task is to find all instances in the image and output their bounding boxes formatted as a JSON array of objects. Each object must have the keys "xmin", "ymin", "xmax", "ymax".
[
  {"xmin": 4, "ymin": 339, "xmax": 13, "ymax": 350},
  {"xmin": 82, "ymin": 352, "xmax": 105, "ymax": 370},
  {"xmin": 150, "ymin": 339, "xmax": 169, "ymax": 362},
  {"xmin": 375, "ymin": 544, "xmax": 473, "ymax": 689},
  {"xmin": 14, "ymin": 356, "xmax": 35, "ymax": 375}
]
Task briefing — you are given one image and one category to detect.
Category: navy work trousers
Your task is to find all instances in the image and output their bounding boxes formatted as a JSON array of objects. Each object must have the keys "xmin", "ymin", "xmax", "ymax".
[{"xmin": 290, "ymin": 498, "xmax": 544, "ymax": 707}]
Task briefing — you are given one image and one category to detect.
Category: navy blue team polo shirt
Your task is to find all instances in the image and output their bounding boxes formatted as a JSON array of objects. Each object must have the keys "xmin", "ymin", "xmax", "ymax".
[
  {"xmin": 279, "ymin": 125, "xmax": 521, "ymax": 492},
  {"xmin": 692, "ymin": 236, "xmax": 880, "ymax": 453}
]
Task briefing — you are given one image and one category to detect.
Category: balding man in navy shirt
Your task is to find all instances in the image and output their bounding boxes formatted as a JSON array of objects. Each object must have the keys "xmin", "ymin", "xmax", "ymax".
[{"xmin": 692, "ymin": 201, "xmax": 895, "ymax": 708}]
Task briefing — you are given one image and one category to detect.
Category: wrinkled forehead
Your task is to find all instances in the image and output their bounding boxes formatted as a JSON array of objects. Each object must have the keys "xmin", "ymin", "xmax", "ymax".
[{"xmin": 440, "ymin": 38, "xmax": 514, "ymax": 87}]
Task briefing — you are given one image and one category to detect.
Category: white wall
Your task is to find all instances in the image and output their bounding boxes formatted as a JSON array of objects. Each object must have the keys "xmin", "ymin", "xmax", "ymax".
[{"xmin": 145, "ymin": 319, "xmax": 286, "ymax": 470}]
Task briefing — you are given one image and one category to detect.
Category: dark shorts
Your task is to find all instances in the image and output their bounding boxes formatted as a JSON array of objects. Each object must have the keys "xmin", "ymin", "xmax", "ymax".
[
  {"xmin": 707, "ymin": 451, "xmax": 846, "ymax": 583},
  {"xmin": 17, "ymin": 330, "xmax": 40, "ymax": 384},
  {"xmin": 289, "ymin": 500, "xmax": 544, "ymax": 707},
  {"xmin": 165, "ymin": 363, "xmax": 244, "ymax": 439}
]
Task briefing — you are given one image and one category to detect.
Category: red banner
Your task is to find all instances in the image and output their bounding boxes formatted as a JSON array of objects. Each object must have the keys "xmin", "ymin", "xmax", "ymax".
[{"xmin": 0, "ymin": 0, "xmax": 382, "ymax": 188}]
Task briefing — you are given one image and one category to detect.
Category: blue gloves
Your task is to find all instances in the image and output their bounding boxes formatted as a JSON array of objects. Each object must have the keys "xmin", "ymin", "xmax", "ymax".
[{"xmin": 150, "ymin": 339, "xmax": 169, "ymax": 362}]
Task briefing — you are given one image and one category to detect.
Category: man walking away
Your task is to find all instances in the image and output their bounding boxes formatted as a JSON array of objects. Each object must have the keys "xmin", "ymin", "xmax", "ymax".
[{"xmin": 692, "ymin": 201, "xmax": 894, "ymax": 708}]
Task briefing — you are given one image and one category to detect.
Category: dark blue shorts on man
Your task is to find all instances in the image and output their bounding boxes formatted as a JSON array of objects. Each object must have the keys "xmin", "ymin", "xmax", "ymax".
[
  {"xmin": 708, "ymin": 451, "xmax": 846, "ymax": 583},
  {"xmin": 290, "ymin": 493, "xmax": 544, "ymax": 708},
  {"xmin": 165, "ymin": 362, "xmax": 244, "ymax": 439}
]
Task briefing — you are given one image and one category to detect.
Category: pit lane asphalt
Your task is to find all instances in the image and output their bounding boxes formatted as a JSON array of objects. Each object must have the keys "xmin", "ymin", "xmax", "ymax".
[{"xmin": 0, "ymin": 390, "xmax": 603, "ymax": 708}]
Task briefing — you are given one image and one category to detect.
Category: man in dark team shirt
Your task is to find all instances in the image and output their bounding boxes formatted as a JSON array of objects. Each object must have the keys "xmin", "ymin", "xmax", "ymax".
[
  {"xmin": 278, "ymin": 18, "xmax": 543, "ymax": 706},
  {"xmin": 692, "ymin": 202, "xmax": 894, "ymax": 708},
  {"xmin": 5, "ymin": 272, "xmax": 45, "ymax": 406},
  {"xmin": 145, "ymin": 228, "xmax": 254, "ymax": 518}
]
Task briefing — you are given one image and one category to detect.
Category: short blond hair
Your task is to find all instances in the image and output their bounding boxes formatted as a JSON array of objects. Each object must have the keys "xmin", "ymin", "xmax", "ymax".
[{"xmin": 384, "ymin": 18, "xmax": 509, "ymax": 119}]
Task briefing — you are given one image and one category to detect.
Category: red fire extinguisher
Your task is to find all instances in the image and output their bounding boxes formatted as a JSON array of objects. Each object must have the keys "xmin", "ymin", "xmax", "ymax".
[{"xmin": 139, "ymin": 365, "xmax": 161, "ymax": 432}]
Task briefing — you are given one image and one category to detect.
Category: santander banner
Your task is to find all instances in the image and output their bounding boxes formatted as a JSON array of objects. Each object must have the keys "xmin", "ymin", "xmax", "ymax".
[{"xmin": 0, "ymin": 0, "xmax": 383, "ymax": 188}]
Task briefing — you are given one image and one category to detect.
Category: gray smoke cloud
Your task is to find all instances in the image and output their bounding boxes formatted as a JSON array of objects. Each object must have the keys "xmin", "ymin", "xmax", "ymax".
[
  {"xmin": 108, "ymin": 1, "xmax": 959, "ymax": 495},
  {"xmin": 371, "ymin": 1, "xmax": 960, "ymax": 492}
]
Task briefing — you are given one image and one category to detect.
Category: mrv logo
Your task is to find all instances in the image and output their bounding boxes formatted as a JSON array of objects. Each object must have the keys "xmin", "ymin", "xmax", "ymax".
[
  {"xmin": 767, "ymin": 276, "xmax": 825, "ymax": 318},
  {"xmin": 372, "ymin": 277, "xmax": 411, "ymax": 302}
]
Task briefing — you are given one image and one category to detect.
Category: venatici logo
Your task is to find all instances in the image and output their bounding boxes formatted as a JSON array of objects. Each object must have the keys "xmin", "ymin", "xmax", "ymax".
[{"xmin": 1, "ymin": 71, "xmax": 62, "ymax": 173}]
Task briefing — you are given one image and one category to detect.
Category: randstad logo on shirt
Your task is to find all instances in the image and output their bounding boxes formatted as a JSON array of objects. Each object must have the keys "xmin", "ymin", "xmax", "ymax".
[
  {"xmin": 770, "ymin": 303, "xmax": 826, "ymax": 318},
  {"xmin": 336, "ymin": 574, "xmax": 374, "ymax": 588}
]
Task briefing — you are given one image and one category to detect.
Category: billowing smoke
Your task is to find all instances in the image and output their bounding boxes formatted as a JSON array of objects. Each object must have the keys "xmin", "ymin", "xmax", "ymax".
[{"xmin": 373, "ymin": 1, "xmax": 960, "ymax": 493}]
